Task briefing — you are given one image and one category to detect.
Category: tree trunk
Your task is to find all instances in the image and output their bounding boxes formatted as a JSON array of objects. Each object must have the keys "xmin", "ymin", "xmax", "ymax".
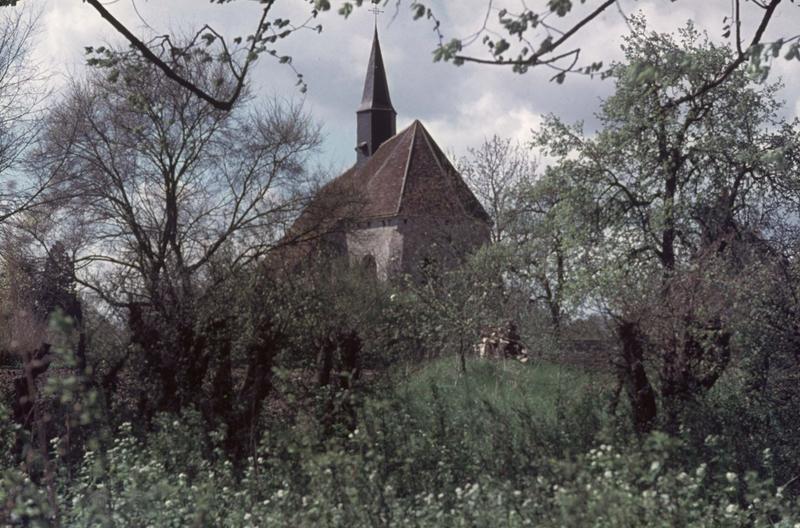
[
  {"xmin": 227, "ymin": 322, "xmax": 276, "ymax": 456},
  {"xmin": 317, "ymin": 335, "xmax": 335, "ymax": 388},
  {"xmin": 617, "ymin": 320, "xmax": 658, "ymax": 435}
]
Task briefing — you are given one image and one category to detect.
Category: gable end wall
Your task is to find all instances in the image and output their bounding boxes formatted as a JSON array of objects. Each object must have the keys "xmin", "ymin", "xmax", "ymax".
[{"xmin": 345, "ymin": 215, "xmax": 490, "ymax": 280}]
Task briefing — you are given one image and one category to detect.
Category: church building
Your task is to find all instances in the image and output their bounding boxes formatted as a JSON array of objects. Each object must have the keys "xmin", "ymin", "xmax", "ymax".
[{"xmin": 288, "ymin": 29, "xmax": 491, "ymax": 280}]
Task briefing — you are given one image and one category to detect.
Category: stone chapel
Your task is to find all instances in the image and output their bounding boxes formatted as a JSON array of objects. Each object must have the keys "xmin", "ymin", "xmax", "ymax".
[{"xmin": 287, "ymin": 29, "xmax": 491, "ymax": 280}]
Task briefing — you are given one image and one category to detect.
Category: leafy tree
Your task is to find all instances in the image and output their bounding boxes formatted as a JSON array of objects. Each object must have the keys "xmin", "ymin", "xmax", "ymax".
[
  {"xmin": 458, "ymin": 141, "xmax": 590, "ymax": 337},
  {"xmin": 398, "ymin": 247, "xmax": 518, "ymax": 372},
  {"xmin": 536, "ymin": 18, "xmax": 800, "ymax": 433},
  {"xmin": 504, "ymin": 165, "xmax": 590, "ymax": 336},
  {"xmin": 459, "ymin": 136, "xmax": 590, "ymax": 338},
  {"xmin": 410, "ymin": 0, "xmax": 796, "ymax": 91}
]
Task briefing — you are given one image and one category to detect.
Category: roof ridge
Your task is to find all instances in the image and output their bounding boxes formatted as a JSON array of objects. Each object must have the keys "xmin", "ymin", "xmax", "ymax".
[
  {"xmin": 396, "ymin": 121, "xmax": 420, "ymax": 214},
  {"xmin": 416, "ymin": 122, "xmax": 446, "ymax": 175},
  {"xmin": 372, "ymin": 121, "xmax": 413, "ymax": 154},
  {"xmin": 416, "ymin": 122, "xmax": 470, "ymax": 217}
]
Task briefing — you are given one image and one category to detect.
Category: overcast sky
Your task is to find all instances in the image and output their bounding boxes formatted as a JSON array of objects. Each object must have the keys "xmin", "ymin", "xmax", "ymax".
[{"xmin": 29, "ymin": 1, "xmax": 800, "ymax": 172}]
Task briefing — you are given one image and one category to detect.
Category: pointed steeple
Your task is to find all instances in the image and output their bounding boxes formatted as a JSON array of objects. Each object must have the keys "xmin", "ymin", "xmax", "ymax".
[
  {"xmin": 359, "ymin": 27, "xmax": 394, "ymax": 112},
  {"xmin": 356, "ymin": 28, "xmax": 397, "ymax": 164}
]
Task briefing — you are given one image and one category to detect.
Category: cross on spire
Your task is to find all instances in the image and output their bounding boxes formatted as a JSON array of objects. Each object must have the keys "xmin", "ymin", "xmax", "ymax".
[{"xmin": 369, "ymin": 3, "xmax": 383, "ymax": 27}]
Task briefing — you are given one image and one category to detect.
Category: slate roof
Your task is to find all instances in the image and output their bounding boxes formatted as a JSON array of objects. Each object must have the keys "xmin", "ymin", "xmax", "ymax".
[{"xmin": 292, "ymin": 120, "xmax": 491, "ymax": 236}]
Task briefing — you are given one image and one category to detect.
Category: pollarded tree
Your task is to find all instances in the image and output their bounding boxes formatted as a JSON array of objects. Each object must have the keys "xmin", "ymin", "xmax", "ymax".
[
  {"xmin": 38, "ymin": 48, "xmax": 321, "ymax": 417},
  {"xmin": 536, "ymin": 18, "xmax": 800, "ymax": 433}
]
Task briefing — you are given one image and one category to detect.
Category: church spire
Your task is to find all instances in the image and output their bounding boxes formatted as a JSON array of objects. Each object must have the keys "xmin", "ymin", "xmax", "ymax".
[{"xmin": 356, "ymin": 28, "xmax": 397, "ymax": 164}]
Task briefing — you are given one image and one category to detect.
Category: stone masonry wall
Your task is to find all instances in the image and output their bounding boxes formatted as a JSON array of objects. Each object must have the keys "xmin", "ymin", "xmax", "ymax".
[
  {"xmin": 345, "ymin": 215, "xmax": 490, "ymax": 281},
  {"xmin": 345, "ymin": 218, "xmax": 404, "ymax": 280}
]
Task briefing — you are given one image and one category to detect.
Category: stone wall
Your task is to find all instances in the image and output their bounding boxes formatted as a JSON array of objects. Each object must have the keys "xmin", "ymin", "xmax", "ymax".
[
  {"xmin": 399, "ymin": 215, "xmax": 491, "ymax": 278},
  {"xmin": 345, "ymin": 214, "xmax": 490, "ymax": 281},
  {"xmin": 345, "ymin": 218, "xmax": 404, "ymax": 280}
]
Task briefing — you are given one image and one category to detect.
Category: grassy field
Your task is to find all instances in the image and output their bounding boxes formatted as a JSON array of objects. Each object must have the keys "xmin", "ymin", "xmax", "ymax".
[
  {"xmin": 402, "ymin": 357, "xmax": 602, "ymax": 418},
  {"xmin": 396, "ymin": 357, "xmax": 609, "ymax": 456},
  {"xmin": 4, "ymin": 357, "xmax": 799, "ymax": 527}
]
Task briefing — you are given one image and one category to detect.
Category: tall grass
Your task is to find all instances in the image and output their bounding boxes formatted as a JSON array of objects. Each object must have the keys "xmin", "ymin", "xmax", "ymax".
[
  {"xmin": 403, "ymin": 357, "xmax": 596, "ymax": 415},
  {"xmin": 398, "ymin": 357, "xmax": 610, "ymax": 461},
  {"xmin": 2, "ymin": 358, "xmax": 798, "ymax": 527}
]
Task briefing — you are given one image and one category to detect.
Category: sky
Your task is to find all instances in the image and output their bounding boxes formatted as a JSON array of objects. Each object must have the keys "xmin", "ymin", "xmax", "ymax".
[{"xmin": 27, "ymin": 0, "xmax": 800, "ymax": 173}]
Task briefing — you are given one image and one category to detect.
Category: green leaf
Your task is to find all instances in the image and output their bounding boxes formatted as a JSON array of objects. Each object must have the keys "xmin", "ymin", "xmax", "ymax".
[
  {"xmin": 338, "ymin": 3, "xmax": 354, "ymax": 18},
  {"xmin": 201, "ymin": 33, "xmax": 216, "ymax": 46},
  {"xmin": 411, "ymin": 2, "xmax": 427, "ymax": 20},
  {"xmin": 493, "ymin": 39, "xmax": 510, "ymax": 56},
  {"xmin": 548, "ymin": 0, "xmax": 573, "ymax": 17}
]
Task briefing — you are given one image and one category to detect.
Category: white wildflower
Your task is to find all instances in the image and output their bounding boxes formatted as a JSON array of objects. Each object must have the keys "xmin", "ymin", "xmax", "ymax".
[{"xmin": 696, "ymin": 464, "xmax": 707, "ymax": 478}]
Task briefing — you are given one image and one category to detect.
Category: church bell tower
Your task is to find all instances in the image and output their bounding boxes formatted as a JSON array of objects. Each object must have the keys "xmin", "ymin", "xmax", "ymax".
[{"xmin": 356, "ymin": 28, "xmax": 397, "ymax": 164}]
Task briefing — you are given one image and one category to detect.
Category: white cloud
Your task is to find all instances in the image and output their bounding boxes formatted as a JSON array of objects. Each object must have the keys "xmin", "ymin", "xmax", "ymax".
[
  {"xmin": 19, "ymin": 0, "xmax": 800, "ymax": 168},
  {"xmin": 423, "ymin": 91, "xmax": 542, "ymax": 157}
]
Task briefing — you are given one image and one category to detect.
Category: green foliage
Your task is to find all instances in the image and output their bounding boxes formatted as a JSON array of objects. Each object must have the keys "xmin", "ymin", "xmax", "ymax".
[
  {"xmin": 3, "ymin": 359, "xmax": 798, "ymax": 526},
  {"xmin": 531, "ymin": 17, "xmax": 800, "ymax": 431},
  {"xmin": 3, "ymin": 5, "xmax": 800, "ymax": 527},
  {"xmin": 400, "ymin": 358, "xmax": 608, "ymax": 461}
]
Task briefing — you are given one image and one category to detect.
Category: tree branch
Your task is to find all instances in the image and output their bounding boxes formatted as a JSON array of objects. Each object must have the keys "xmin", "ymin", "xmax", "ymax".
[
  {"xmin": 83, "ymin": 0, "xmax": 274, "ymax": 111},
  {"xmin": 666, "ymin": 0, "xmax": 782, "ymax": 109},
  {"xmin": 453, "ymin": 0, "xmax": 616, "ymax": 69}
]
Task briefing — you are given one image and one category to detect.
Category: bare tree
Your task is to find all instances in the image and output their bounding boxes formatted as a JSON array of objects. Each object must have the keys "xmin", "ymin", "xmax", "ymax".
[
  {"xmin": 459, "ymin": 135, "xmax": 536, "ymax": 244},
  {"xmin": 36, "ymin": 49, "xmax": 321, "ymax": 418},
  {"xmin": 0, "ymin": 8, "xmax": 55, "ymax": 225}
]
